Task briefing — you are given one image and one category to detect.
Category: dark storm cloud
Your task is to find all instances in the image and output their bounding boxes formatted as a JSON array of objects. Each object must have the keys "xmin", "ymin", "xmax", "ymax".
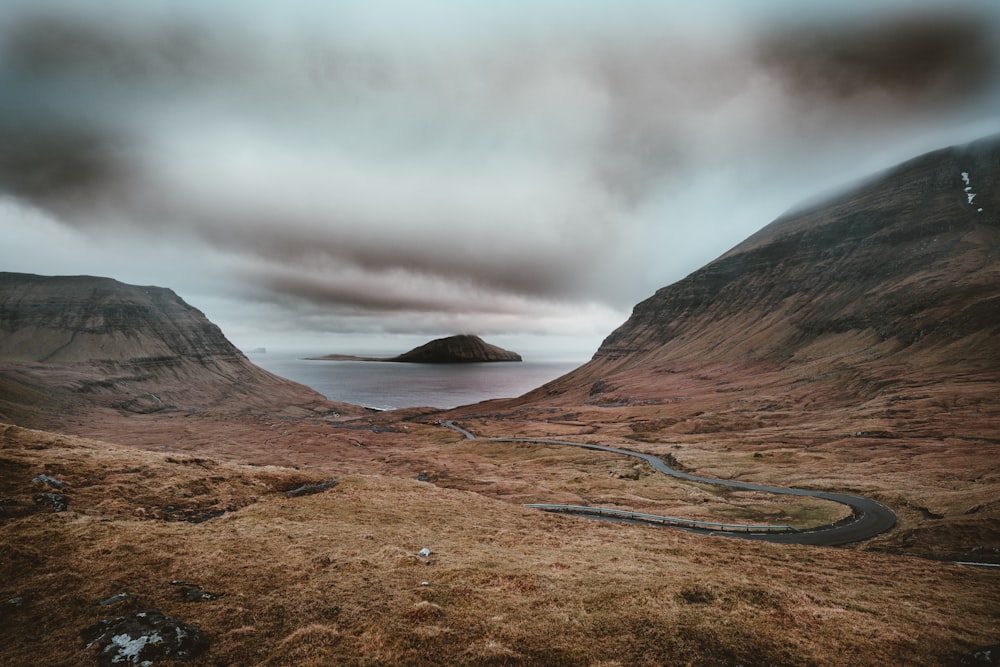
[
  {"xmin": 199, "ymin": 216, "xmax": 592, "ymax": 301},
  {"xmin": 757, "ymin": 13, "xmax": 997, "ymax": 106},
  {"xmin": 0, "ymin": 115, "xmax": 122, "ymax": 205},
  {"xmin": 2, "ymin": 10, "xmax": 240, "ymax": 86},
  {"xmin": 0, "ymin": 11, "xmax": 214, "ymax": 211},
  {"xmin": 257, "ymin": 267, "xmax": 537, "ymax": 316}
]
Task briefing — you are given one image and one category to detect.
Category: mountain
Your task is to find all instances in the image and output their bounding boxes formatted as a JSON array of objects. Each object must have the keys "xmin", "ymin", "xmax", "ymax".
[
  {"xmin": 390, "ymin": 334, "xmax": 522, "ymax": 363},
  {"xmin": 0, "ymin": 273, "xmax": 347, "ymax": 420},
  {"xmin": 513, "ymin": 135, "xmax": 999, "ymax": 407},
  {"xmin": 1, "ymin": 273, "xmax": 251, "ymax": 364}
]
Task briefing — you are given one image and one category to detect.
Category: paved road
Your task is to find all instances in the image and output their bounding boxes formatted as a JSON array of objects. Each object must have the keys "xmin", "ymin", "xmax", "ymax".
[{"xmin": 441, "ymin": 421, "xmax": 896, "ymax": 546}]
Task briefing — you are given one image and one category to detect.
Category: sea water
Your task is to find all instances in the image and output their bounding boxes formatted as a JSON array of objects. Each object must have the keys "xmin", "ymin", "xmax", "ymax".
[{"xmin": 250, "ymin": 351, "xmax": 582, "ymax": 410}]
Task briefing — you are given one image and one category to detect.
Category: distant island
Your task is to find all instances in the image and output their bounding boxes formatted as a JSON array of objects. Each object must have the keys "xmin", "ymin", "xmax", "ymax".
[{"xmin": 308, "ymin": 334, "xmax": 522, "ymax": 364}]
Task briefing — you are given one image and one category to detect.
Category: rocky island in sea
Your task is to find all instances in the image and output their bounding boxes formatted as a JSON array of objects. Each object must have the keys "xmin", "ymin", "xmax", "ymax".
[{"xmin": 308, "ymin": 334, "xmax": 522, "ymax": 364}]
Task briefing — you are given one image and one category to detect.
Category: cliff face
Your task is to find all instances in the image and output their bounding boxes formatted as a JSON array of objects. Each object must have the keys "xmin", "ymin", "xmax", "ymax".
[
  {"xmin": 0, "ymin": 273, "xmax": 245, "ymax": 364},
  {"xmin": 391, "ymin": 335, "xmax": 522, "ymax": 363},
  {"xmin": 0, "ymin": 273, "xmax": 344, "ymax": 417},
  {"xmin": 520, "ymin": 135, "xmax": 1000, "ymax": 405}
]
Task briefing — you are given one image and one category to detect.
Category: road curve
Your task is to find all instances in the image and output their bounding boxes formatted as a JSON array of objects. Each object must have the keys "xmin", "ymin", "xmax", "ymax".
[{"xmin": 441, "ymin": 421, "xmax": 895, "ymax": 546}]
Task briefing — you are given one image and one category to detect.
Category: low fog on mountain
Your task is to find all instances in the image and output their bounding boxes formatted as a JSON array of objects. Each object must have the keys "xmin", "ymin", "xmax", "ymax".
[{"xmin": 1, "ymin": 0, "xmax": 998, "ymax": 354}]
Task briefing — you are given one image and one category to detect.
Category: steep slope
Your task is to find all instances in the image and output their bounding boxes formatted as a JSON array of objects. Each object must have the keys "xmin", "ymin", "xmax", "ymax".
[
  {"xmin": 0, "ymin": 273, "xmax": 351, "ymax": 419},
  {"xmin": 1, "ymin": 273, "xmax": 253, "ymax": 364},
  {"xmin": 521, "ymin": 135, "xmax": 999, "ymax": 406},
  {"xmin": 390, "ymin": 334, "xmax": 522, "ymax": 363}
]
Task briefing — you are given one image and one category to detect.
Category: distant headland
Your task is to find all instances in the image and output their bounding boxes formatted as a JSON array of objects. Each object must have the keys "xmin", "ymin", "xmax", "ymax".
[{"xmin": 307, "ymin": 334, "xmax": 522, "ymax": 364}]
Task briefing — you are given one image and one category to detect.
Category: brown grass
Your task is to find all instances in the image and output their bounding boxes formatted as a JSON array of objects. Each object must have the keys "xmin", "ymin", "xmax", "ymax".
[
  {"xmin": 2, "ymin": 422, "xmax": 998, "ymax": 666},
  {"xmin": 446, "ymin": 361, "xmax": 1000, "ymax": 563}
]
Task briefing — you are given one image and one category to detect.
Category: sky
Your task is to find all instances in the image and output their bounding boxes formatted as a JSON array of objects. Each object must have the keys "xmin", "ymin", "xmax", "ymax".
[{"xmin": 2, "ymin": 0, "xmax": 999, "ymax": 359}]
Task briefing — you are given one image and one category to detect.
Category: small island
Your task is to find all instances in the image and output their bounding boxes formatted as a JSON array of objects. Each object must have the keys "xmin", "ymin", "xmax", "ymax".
[{"xmin": 308, "ymin": 334, "xmax": 522, "ymax": 364}]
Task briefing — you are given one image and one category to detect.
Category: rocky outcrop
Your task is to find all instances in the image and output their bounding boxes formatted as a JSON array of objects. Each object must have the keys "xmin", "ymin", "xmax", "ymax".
[
  {"xmin": 285, "ymin": 477, "xmax": 338, "ymax": 497},
  {"xmin": 0, "ymin": 273, "xmax": 351, "ymax": 417},
  {"xmin": 389, "ymin": 335, "xmax": 522, "ymax": 363},
  {"xmin": 82, "ymin": 610, "xmax": 210, "ymax": 666},
  {"xmin": 517, "ymin": 134, "xmax": 1000, "ymax": 405}
]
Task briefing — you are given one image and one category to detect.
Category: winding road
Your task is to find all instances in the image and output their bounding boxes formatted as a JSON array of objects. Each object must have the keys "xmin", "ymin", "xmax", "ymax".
[{"xmin": 441, "ymin": 421, "xmax": 896, "ymax": 546}]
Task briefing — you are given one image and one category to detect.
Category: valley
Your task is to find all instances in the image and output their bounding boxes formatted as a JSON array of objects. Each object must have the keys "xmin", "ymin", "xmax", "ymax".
[{"xmin": 1, "ymin": 135, "xmax": 998, "ymax": 665}]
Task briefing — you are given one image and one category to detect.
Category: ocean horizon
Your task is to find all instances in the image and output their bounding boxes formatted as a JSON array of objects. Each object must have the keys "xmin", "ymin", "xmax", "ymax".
[{"xmin": 250, "ymin": 350, "xmax": 583, "ymax": 410}]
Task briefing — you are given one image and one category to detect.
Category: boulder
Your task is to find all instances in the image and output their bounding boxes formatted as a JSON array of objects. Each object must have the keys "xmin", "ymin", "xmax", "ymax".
[
  {"xmin": 31, "ymin": 474, "xmax": 64, "ymax": 488},
  {"xmin": 33, "ymin": 493, "xmax": 67, "ymax": 512},
  {"xmin": 962, "ymin": 644, "xmax": 1000, "ymax": 665},
  {"xmin": 285, "ymin": 478, "xmax": 338, "ymax": 497}
]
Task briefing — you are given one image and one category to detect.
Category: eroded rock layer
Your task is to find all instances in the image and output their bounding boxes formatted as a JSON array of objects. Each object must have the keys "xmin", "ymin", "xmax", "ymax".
[{"xmin": 0, "ymin": 273, "xmax": 345, "ymax": 418}]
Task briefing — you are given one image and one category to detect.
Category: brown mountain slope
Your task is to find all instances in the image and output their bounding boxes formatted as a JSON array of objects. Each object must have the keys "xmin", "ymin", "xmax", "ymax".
[
  {"xmin": 514, "ymin": 134, "xmax": 999, "ymax": 407},
  {"xmin": 0, "ymin": 273, "xmax": 355, "ymax": 421}
]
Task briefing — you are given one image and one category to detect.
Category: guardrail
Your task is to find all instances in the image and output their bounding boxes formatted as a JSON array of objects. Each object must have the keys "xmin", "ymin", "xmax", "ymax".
[{"xmin": 523, "ymin": 504, "xmax": 795, "ymax": 534}]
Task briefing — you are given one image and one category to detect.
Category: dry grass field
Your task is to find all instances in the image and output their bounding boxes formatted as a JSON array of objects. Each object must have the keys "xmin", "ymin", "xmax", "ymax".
[{"xmin": 3, "ymin": 390, "xmax": 999, "ymax": 666}]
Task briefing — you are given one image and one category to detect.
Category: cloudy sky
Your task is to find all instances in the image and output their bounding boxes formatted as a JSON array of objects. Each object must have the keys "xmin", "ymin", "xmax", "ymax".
[{"xmin": 2, "ymin": 0, "xmax": 999, "ymax": 358}]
